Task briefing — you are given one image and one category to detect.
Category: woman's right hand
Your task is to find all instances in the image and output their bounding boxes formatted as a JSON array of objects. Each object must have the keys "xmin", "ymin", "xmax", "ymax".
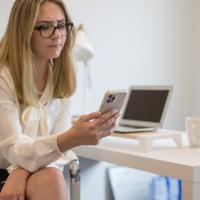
[
  {"xmin": 57, "ymin": 109, "xmax": 119, "ymax": 152},
  {"xmin": 71, "ymin": 109, "xmax": 119, "ymax": 145},
  {"xmin": 0, "ymin": 168, "xmax": 30, "ymax": 200}
]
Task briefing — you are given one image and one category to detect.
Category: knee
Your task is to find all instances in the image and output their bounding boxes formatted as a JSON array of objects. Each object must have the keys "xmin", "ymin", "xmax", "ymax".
[
  {"xmin": 31, "ymin": 167, "xmax": 65, "ymax": 185},
  {"xmin": 39, "ymin": 167, "xmax": 66, "ymax": 185},
  {"xmin": 26, "ymin": 167, "xmax": 68, "ymax": 198}
]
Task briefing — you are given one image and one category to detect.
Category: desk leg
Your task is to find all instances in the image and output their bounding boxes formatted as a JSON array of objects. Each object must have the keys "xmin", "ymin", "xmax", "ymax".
[{"xmin": 182, "ymin": 181, "xmax": 200, "ymax": 200}]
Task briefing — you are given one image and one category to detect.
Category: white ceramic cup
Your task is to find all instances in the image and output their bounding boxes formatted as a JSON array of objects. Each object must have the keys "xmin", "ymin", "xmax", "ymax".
[{"xmin": 186, "ymin": 117, "xmax": 200, "ymax": 147}]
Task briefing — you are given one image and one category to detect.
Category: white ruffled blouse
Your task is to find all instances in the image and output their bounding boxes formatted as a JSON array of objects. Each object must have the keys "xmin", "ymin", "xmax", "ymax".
[{"xmin": 0, "ymin": 67, "xmax": 76, "ymax": 173}]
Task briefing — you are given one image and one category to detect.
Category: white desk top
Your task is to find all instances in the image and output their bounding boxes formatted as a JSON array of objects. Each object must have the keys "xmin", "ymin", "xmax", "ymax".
[{"xmin": 73, "ymin": 131, "xmax": 200, "ymax": 183}]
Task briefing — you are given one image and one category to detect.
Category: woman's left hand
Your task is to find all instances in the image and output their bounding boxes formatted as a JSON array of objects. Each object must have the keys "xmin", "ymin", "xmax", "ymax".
[{"xmin": 0, "ymin": 168, "xmax": 30, "ymax": 200}]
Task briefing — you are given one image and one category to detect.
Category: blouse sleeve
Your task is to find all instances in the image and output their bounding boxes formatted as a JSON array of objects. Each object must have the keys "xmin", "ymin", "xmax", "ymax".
[{"xmin": 0, "ymin": 76, "xmax": 62, "ymax": 172}]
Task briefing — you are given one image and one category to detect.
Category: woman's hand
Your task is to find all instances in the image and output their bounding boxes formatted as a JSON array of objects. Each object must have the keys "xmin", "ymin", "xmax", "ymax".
[
  {"xmin": 0, "ymin": 168, "xmax": 30, "ymax": 200},
  {"xmin": 57, "ymin": 109, "xmax": 119, "ymax": 152},
  {"xmin": 72, "ymin": 109, "xmax": 119, "ymax": 144}
]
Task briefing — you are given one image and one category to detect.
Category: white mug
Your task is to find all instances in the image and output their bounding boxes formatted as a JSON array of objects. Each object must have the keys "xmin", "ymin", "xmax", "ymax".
[{"xmin": 186, "ymin": 117, "xmax": 200, "ymax": 147}]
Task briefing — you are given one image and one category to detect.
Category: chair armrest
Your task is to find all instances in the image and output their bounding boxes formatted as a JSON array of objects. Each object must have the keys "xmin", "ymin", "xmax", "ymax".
[
  {"xmin": 69, "ymin": 158, "xmax": 80, "ymax": 182},
  {"xmin": 67, "ymin": 151, "xmax": 81, "ymax": 200}
]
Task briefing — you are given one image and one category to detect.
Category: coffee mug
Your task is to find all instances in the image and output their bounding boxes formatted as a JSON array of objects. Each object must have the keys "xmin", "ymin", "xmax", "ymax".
[{"xmin": 185, "ymin": 117, "xmax": 200, "ymax": 147}]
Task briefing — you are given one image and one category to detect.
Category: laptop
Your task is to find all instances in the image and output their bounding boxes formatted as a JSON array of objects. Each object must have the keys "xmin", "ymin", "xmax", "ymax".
[{"xmin": 115, "ymin": 85, "xmax": 173, "ymax": 133}]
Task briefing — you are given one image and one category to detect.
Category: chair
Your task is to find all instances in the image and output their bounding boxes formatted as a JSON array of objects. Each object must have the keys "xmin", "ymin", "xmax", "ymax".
[{"xmin": 68, "ymin": 158, "xmax": 81, "ymax": 200}]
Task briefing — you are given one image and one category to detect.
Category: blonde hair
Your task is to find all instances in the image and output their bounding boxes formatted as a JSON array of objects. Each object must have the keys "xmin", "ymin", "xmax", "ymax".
[{"xmin": 0, "ymin": 0, "xmax": 76, "ymax": 106}]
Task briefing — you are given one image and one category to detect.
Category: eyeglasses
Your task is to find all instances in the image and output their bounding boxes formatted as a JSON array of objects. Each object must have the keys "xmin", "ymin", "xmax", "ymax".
[{"xmin": 34, "ymin": 22, "xmax": 73, "ymax": 39}]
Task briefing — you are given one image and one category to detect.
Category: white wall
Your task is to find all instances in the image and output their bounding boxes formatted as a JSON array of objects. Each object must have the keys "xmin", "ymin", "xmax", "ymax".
[
  {"xmin": 0, "ymin": 0, "xmax": 198, "ymax": 130},
  {"xmin": 194, "ymin": 0, "xmax": 200, "ymax": 115},
  {"xmin": 67, "ymin": 0, "xmax": 198, "ymax": 130},
  {"xmin": 0, "ymin": 1, "xmax": 14, "ymax": 39}
]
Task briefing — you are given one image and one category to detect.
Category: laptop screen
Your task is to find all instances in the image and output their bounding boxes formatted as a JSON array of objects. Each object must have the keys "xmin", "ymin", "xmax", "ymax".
[
  {"xmin": 123, "ymin": 90, "xmax": 169, "ymax": 122},
  {"xmin": 120, "ymin": 86, "xmax": 173, "ymax": 128}
]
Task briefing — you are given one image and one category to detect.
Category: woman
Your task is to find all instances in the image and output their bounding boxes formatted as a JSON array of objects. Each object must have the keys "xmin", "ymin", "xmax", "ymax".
[{"xmin": 0, "ymin": 0, "xmax": 119, "ymax": 199}]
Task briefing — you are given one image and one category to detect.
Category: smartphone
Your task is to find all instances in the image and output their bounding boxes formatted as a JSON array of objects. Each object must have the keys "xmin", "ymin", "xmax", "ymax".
[{"xmin": 99, "ymin": 90, "xmax": 127, "ymax": 114}]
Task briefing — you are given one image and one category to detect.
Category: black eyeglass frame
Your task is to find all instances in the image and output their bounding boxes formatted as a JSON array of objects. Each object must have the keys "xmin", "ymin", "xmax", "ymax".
[{"xmin": 34, "ymin": 22, "xmax": 74, "ymax": 39}]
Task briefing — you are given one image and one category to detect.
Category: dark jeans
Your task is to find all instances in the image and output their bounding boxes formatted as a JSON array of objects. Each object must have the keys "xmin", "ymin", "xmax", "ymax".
[{"xmin": 0, "ymin": 169, "xmax": 9, "ymax": 191}]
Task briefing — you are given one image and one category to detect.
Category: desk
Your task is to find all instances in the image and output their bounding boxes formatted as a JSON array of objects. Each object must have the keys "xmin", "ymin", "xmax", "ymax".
[{"xmin": 73, "ymin": 132, "xmax": 200, "ymax": 200}]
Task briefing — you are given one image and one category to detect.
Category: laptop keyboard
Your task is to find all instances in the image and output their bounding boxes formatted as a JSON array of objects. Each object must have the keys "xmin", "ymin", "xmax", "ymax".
[{"xmin": 115, "ymin": 125, "xmax": 155, "ymax": 133}]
